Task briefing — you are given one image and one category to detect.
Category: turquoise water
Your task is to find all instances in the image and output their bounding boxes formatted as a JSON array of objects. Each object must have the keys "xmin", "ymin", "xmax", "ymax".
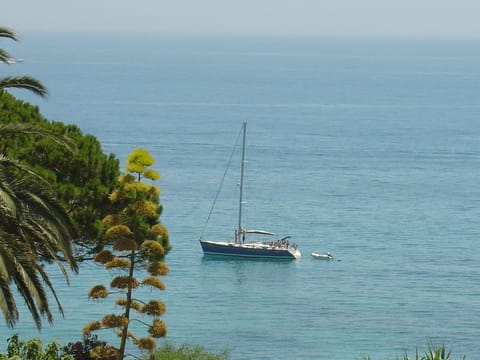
[{"xmin": 3, "ymin": 34, "xmax": 480, "ymax": 359}]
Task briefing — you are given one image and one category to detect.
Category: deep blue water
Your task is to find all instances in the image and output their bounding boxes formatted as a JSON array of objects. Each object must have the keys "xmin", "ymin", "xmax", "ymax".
[{"xmin": 2, "ymin": 34, "xmax": 480, "ymax": 359}]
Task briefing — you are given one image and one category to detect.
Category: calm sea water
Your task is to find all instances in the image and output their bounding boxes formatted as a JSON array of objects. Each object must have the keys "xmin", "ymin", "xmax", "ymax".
[{"xmin": 3, "ymin": 34, "xmax": 480, "ymax": 359}]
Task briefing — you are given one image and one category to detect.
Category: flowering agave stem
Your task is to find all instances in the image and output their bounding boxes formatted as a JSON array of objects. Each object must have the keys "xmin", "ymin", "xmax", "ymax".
[
  {"xmin": 119, "ymin": 249, "xmax": 136, "ymax": 358},
  {"xmin": 85, "ymin": 149, "xmax": 170, "ymax": 358}
]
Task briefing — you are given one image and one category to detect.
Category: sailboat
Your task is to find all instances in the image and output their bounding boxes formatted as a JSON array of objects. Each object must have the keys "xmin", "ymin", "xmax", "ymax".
[{"xmin": 199, "ymin": 122, "xmax": 301, "ymax": 259}]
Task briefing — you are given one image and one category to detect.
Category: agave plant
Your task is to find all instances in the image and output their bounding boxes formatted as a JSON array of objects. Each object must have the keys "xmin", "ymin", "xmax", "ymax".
[
  {"xmin": 422, "ymin": 342, "xmax": 466, "ymax": 360},
  {"xmin": 358, "ymin": 342, "xmax": 466, "ymax": 360}
]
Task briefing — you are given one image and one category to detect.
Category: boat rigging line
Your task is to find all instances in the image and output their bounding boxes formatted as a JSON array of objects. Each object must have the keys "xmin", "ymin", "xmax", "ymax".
[{"xmin": 199, "ymin": 122, "xmax": 244, "ymax": 241}]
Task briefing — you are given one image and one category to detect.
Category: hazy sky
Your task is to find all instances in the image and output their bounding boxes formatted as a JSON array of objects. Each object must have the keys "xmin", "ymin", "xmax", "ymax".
[{"xmin": 3, "ymin": 0, "xmax": 480, "ymax": 38}]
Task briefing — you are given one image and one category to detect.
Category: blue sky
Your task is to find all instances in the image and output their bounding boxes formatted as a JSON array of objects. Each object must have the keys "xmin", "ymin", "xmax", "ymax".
[{"xmin": 3, "ymin": 0, "xmax": 480, "ymax": 38}]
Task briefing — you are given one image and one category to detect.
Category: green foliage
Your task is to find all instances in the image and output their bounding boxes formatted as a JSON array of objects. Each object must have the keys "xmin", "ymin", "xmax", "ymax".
[
  {"xmin": 0, "ymin": 91, "xmax": 120, "ymax": 249},
  {"xmin": 357, "ymin": 342, "xmax": 466, "ymax": 360},
  {"xmin": 420, "ymin": 342, "xmax": 464, "ymax": 360},
  {"xmin": 0, "ymin": 334, "xmax": 74, "ymax": 360},
  {"xmin": 150, "ymin": 342, "xmax": 229, "ymax": 360}
]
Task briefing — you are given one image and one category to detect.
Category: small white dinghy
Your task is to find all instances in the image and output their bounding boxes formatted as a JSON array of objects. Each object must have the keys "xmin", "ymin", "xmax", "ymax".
[{"xmin": 311, "ymin": 252, "xmax": 335, "ymax": 260}]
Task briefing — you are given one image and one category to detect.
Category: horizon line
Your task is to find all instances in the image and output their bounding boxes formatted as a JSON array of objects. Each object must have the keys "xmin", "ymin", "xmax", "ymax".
[{"xmin": 12, "ymin": 29, "xmax": 480, "ymax": 42}]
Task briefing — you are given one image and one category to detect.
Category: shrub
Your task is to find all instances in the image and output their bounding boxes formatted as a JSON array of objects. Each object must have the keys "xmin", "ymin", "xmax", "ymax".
[
  {"xmin": 150, "ymin": 342, "xmax": 229, "ymax": 360},
  {"xmin": 62, "ymin": 334, "xmax": 112, "ymax": 360},
  {"xmin": 0, "ymin": 334, "xmax": 74, "ymax": 360}
]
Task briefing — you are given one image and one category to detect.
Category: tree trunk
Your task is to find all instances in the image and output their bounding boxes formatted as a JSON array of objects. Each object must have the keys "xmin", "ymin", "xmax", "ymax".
[{"xmin": 118, "ymin": 250, "xmax": 136, "ymax": 359}]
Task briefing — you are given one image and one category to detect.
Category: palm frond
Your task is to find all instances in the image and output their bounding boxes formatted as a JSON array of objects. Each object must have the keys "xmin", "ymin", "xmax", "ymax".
[
  {"xmin": 13, "ymin": 182, "xmax": 79, "ymax": 270},
  {"xmin": 0, "ymin": 234, "xmax": 49, "ymax": 329},
  {"xmin": 0, "ymin": 185, "xmax": 17, "ymax": 219},
  {"xmin": 0, "ymin": 76, "xmax": 48, "ymax": 98},
  {"xmin": 0, "ymin": 282, "xmax": 17, "ymax": 328},
  {"xmin": 12, "ymin": 251, "xmax": 50, "ymax": 328},
  {"xmin": 1, "ymin": 155, "xmax": 78, "ymax": 266},
  {"xmin": 36, "ymin": 263, "xmax": 65, "ymax": 318},
  {"xmin": 0, "ymin": 49, "xmax": 13, "ymax": 64},
  {"xmin": 0, "ymin": 154, "xmax": 57, "ymax": 188},
  {"xmin": 0, "ymin": 27, "xmax": 18, "ymax": 41},
  {"xmin": 0, "ymin": 160, "xmax": 78, "ymax": 328},
  {"xmin": 0, "ymin": 240, "xmax": 19, "ymax": 327}
]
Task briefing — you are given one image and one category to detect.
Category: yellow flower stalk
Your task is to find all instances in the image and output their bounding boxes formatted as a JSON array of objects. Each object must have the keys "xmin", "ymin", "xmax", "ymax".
[
  {"xmin": 124, "ymin": 181, "xmax": 151, "ymax": 194},
  {"xmin": 94, "ymin": 250, "xmax": 115, "ymax": 264},
  {"xmin": 141, "ymin": 240, "xmax": 165, "ymax": 256},
  {"xmin": 111, "ymin": 276, "xmax": 139, "ymax": 289},
  {"xmin": 143, "ymin": 169, "xmax": 160, "ymax": 181},
  {"xmin": 102, "ymin": 314, "xmax": 128, "ymax": 328},
  {"xmin": 116, "ymin": 298, "xmax": 127, "ymax": 306},
  {"xmin": 129, "ymin": 200, "xmax": 158, "ymax": 217},
  {"xmin": 105, "ymin": 258, "xmax": 131, "ymax": 270},
  {"xmin": 136, "ymin": 337, "xmax": 156, "ymax": 351},
  {"xmin": 113, "ymin": 238, "xmax": 138, "ymax": 251},
  {"xmin": 147, "ymin": 261, "xmax": 170, "ymax": 276},
  {"xmin": 115, "ymin": 298, "xmax": 142, "ymax": 312},
  {"xmin": 101, "ymin": 214, "xmax": 120, "ymax": 227},
  {"xmin": 141, "ymin": 300, "xmax": 166, "ymax": 316},
  {"xmin": 105, "ymin": 224, "xmax": 132, "ymax": 238},
  {"xmin": 83, "ymin": 321, "xmax": 102, "ymax": 335},
  {"xmin": 125, "ymin": 162, "xmax": 145, "ymax": 173},
  {"xmin": 88, "ymin": 285, "xmax": 109, "ymax": 299},
  {"xmin": 149, "ymin": 224, "xmax": 168, "ymax": 238},
  {"xmin": 131, "ymin": 301, "xmax": 143, "ymax": 312},
  {"xmin": 142, "ymin": 276, "xmax": 165, "ymax": 290},
  {"xmin": 148, "ymin": 319, "xmax": 167, "ymax": 338},
  {"xmin": 108, "ymin": 189, "xmax": 125, "ymax": 202},
  {"xmin": 127, "ymin": 148, "xmax": 154, "ymax": 167},
  {"xmin": 85, "ymin": 149, "xmax": 170, "ymax": 359}
]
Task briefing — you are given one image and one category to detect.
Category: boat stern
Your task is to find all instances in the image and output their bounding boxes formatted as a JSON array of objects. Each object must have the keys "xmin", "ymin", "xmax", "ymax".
[{"xmin": 290, "ymin": 247, "xmax": 302, "ymax": 259}]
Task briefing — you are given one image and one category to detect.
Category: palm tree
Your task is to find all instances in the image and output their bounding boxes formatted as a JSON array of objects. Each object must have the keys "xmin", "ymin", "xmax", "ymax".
[
  {"xmin": 0, "ymin": 26, "xmax": 48, "ymax": 97},
  {"xmin": 0, "ymin": 154, "xmax": 78, "ymax": 329},
  {"xmin": 0, "ymin": 26, "xmax": 77, "ymax": 329}
]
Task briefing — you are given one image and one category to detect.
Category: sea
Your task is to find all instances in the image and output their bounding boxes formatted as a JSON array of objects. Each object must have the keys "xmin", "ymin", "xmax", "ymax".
[{"xmin": 2, "ymin": 33, "xmax": 480, "ymax": 359}]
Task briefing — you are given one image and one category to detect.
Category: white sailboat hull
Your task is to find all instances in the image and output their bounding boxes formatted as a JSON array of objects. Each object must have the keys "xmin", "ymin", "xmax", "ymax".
[{"xmin": 200, "ymin": 240, "xmax": 301, "ymax": 259}]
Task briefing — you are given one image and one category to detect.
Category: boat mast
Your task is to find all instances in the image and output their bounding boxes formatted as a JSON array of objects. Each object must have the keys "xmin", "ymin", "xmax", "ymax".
[{"xmin": 237, "ymin": 122, "xmax": 247, "ymax": 243}]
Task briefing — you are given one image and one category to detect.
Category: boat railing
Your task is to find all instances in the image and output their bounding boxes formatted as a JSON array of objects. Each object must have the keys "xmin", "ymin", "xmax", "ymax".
[{"xmin": 262, "ymin": 237, "xmax": 298, "ymax": 250}]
